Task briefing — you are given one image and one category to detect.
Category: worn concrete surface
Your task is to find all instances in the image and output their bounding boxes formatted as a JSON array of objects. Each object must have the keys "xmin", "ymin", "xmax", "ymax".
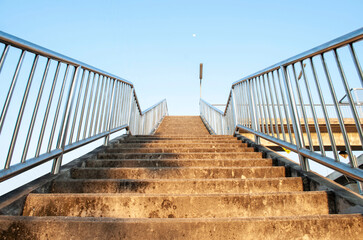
[
  {"xmin": 85, "ymin": 158, "xmax": 273, "ymax": 168},
  {"xmin": 23, "ymin": 192, "xmax": 330, "ymax": 218},
  {"xmin": 1, "ymin": 116, "xmax": 363, "ymax": 239},
  {"xmin": 70, "ymin": 166, "xmax": 286, "ymax": 179},
  {"xmin": 51, "ymin": 177, "xmax": 303, "ymax": 194},
  {"xmin": 1, "ymin": 215, "xmax": 362, "ymax": 240}
]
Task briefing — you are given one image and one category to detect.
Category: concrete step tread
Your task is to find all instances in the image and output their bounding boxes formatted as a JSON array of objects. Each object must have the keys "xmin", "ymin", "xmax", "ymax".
[
  {"xmin": 85, "ymin": 158, "xmax": 273, "ymax": 168},
  {"xmin": 114, "ymin": 143, "xmax": 247, "ymax": 148},
  {"xmin": 3, "ymin": 215, "xmax": 362, "ymax": 239},
  {"xmin": 1, "ymin": 214, "xmax": 361, "ymax": 222},
  {"xmin": 97, "ymin": 152, "xmax": 263, "ymax": 160},
  {"xmin": 104, "ymin": 148, "xmax": 255, "ymax": 154},
  {"xmin": 121, "ymin": 140, "xmax": 241, "ymax": 143},
  {"xmin": 70, "ymin": 166, "xmax": 285, "ymax": 179},
  {"xmin": 106, "ymin": 147, "xmax": 253, "ymax": 151},
  {"xmin": 26, "ymin": 191, "xmax": 326, "ymax": 197},
  {"xmin": 132, "ymin": 135, "xmax": 232, "ymax": 138},
  {"xmin": 23, "ymin": 191, "xmax": 330, "ymax": 218},
  {"xmin": 73, "ymin": 166, "xmax": 282, "ymax": 170},
  {"xmin": 51, "ymin": 177, "xmax": 303, "ymax": 194},
  {"xmin": 54, "ymin": 177, "xmax": 299, "ymax": 183}
]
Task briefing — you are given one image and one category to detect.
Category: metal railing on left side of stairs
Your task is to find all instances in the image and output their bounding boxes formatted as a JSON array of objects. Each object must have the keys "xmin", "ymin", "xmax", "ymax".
[{"xmin": 0, "ymin": 31, "xmax": 168, "ymax": 182}]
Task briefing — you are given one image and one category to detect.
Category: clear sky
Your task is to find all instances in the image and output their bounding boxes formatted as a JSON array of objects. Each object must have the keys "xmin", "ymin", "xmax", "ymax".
[{"xmin": 0, "ymin": 0, "xmax": 362, "ymax": 115}]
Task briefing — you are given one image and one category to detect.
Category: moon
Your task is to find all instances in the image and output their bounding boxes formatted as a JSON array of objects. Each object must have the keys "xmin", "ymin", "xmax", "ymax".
[{"xmin": 192, "ymin": 34, "xmax": 196, "ymax": 37}]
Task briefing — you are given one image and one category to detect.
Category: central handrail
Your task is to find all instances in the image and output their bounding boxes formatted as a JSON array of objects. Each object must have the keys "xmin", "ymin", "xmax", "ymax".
[
  {"xmin": 200, "ymin": 28, "xmax": 363, "ymax": 193},
  {"xmin": 0, "ymin": 31, "xmax": 168, "ymax": 182}
]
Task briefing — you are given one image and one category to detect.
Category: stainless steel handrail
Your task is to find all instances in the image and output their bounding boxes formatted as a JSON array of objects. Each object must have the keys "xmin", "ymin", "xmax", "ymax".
[
  {"xmin": 232, "ymin": 28, "xmax": 363, "ymax": 86},
  {"xmin": 0, "ymin": 31, "xmax": 168, "ymax": 182},
  {"xmin": 201, "ymin": 28, "xmax": 363, "ymax": 193}
]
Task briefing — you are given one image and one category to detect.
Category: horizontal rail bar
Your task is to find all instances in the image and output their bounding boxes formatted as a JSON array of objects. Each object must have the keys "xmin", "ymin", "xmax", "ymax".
[
  {"xmin": 200, "ymin": 99, "xmax": 224, "ymax": 115},
  {"xmin": 142, "ymin": 99, "xmax": 167, "ymax": 115},
  {"xmin": 0, "ymin": 31, "xmax": 133, "ymax": 86},
  {"xmin": 235, "ymin": 125, "xmax": 363, "ymax": 182},
  {"xmin": 0, "ymin": 149, "xmax": 62, "ymax": 182},
  {"xmin": 232, "ymin": 28, "xmax": 363, "ymax": 86}
]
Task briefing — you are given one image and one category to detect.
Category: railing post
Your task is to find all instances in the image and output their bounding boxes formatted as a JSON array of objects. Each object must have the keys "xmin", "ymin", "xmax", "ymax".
[
  {"xmin": 246, "ymin": 79, "xmax": 260, "ymax": 145},
  {"xmin": 230, "ymin": 89, "xmax": 238, "ymax": 135},
  {"xmin": 52, "ymin": 66, "xmax": 81, "ymax": 174},
  {"xmin": 127, "ymin": 88, "xmax": 134, "ymax": 135},
  {"xmin": 280, "ymin": 65, "xmax": 310, "ymax": 171},
  {"xmin": 104, "ymin": 79, "xmax": 116, "ymax": 146}
]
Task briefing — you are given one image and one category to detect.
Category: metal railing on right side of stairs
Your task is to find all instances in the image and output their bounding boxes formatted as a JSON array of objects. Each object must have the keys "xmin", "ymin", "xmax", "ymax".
[
  {"xmin": 0, "ymin": 31, "xmax": 168, "ymax": 182},
  {"xmin": 200, "ymin": 28, "xmax": 363, "ymax": 193}
]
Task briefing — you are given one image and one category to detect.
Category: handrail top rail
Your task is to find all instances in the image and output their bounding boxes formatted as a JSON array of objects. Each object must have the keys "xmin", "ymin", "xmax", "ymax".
[
  {"xmin": 200, "ymin": 98, "xmax": 224, "ymax": 115},
  {"xmin": 142, "ymin": 99, "xmax": 167, "ymax": 115},
  {"xmin": 0, "ymin": 31, "xmax": 133, "ymax": 86},
  {"xmin": 232, "ymin": 27, "xmax": 363, "ymax": 87}
]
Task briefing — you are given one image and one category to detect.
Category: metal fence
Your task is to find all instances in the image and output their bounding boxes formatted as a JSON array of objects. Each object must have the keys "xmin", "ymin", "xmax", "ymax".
[
  {"xmin": 200, "ymin": 28, "xmax": 363, "ymax": 193},
  {"xmin": 0, "ymin": 31, "xmax": 168, "ymax": 182}
]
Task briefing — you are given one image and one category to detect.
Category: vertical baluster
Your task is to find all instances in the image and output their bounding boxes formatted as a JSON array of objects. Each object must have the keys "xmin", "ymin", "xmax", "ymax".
[
  {"xmin": 281, "ymin": 65, "xmax": 310, "ymax": 171},
  {"xmin": 98, "ymin": 77, "xmax": 110, "ymax": 133},
  {"xmin": 334, "ymin": 49, "xmax": 363, "ymax": 147},
  {"xmin": 348, "ymin": 43, "xmax": 363, "ymax": 87},
  {"xmin": 88, "ymin": 74, "xmax": 101, "ymax": 137},
  {"xmin": 102, "ymin": 79, "xmax": 114, "ymax": 133},
  {"xmin": 258, "ymin": 76, "xmax": 270, "ymax": 135},
  {"xmin": 261, "ymin": 74, "xmax": 275, "ymax": 137},
  {"xmin": 68, "ymin": 70, "xmax": 86, "ymax": 144},
  {"xmin": 48, "ymin": 65, "xmax": 70, "ymax": 152},
  {"xmin": 277, "ymin": 70, "xmax": 294, "ymax": 144},
  {"xmin": 111, "ymin": 81, "xmax": 120, "ymax": 129},
  {"xmin": 0, "ymin": 45, "xmax": 10, "ymax": 74},
  {"xmin": 21, "ymin": 58, "xmax": 51, "ymax": 163},
  {"xmin": 236, "ymin": 84, "xmax": 244, "ymax": 126},
  {"xmin": 321, "ymin": 54, "xmax": 353, "ymax": 162},
  {"xmin": 35, "ymin": 61, "xmax": 62, "ymax": 157},
  {"xmin": 311, "ymin": 57, "xmax": 339, "ymax": 160},
  {"xmin": 76, "ymin": 71, "xmax": 92, "ymax": 141},
  {"xmin": 266, "ymin": 73, "xmax": 280, "ymax": 139},
  {"xmin": 83, "ymin": 73, "xmax": 97, "ymax": 139},
  {"xmin": 121, "ymin": 83, "xmax": 128, "ymax": 125},
  {"xmin": 291, "ymin": 63, "xmax": 312, "ymax": 150},
  {"xmin": 52, "ymin": 66, "xmax": 81, "ymax": 174},
  {"xmin": 104, "ymin": 79, "xmax": 116, "ymax": 145},
  {"xmin": 299, "ymin": 61, "xmax": 325, "ymax": 156},
  {"xmin": 5, "ymin": 55, "xmax": 39, "ymax": 169},
  {"xmin": 93, "ymin": 76, "xmax": 105, "ymax": 135},
  {"xmin": 246, "ymin": 79, "xmax": 260, "ymax": 144},
  {"xmin": 334, "ymin": 49, "xmax": 363, "ymax": 194},
  {"xmin": 271, "ymin": 71, "xmax": 286, "ymax": 141},
  {"xmin": 254, "ymin": 78, "xmax": 265, "ymax": 134},
  {"xmin": 127, "ymin": 87, "xmax": 134, "ymax": 128},
  {"xmin": 0, "ymin": 50, "xmax": 26, "ymax": 133}
]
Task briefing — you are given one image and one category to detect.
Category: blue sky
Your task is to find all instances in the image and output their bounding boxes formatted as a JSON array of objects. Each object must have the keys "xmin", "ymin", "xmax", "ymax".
[{"xmin": 0, "ymin": 0, "xmax": 362, "ymax": 115}]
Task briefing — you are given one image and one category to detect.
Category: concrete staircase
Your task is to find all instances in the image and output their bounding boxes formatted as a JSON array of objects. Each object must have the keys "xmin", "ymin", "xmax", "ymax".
[{"xmin": 0, "ymin": 116, "xmax": 362, "ymax": 239}]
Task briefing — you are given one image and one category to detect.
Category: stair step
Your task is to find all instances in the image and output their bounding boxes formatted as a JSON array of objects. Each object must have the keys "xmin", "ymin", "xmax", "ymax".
[
  {"xmin": 122, "ymin": 139, "xmax": 241, "ymax": 143},
  {"xmin": 51, "ymin": 177, "xmax": 303, "ymax": 194},
  {"xmin": 70, "ymin": 166, "xmax": 285, "ymax": 179},
  {"xmin": 113, "ymin": 142, "xmax": 247, "ymax": 148},
  {"xmin": 97, "ymin": 152, "xmax": 262, "ymax": 160},
  {"xmin": 85, "ymin": 158, "xmax": 273, "ymax": 168},
  {"xmin": 22, "ymin": 192, "xmax": 330, "ymax": 218},
  {"xmin": 2, "ymin": 215, "xmax": 361, "ymax": 240},
  {"xmin": 134, "ymin": 135, "xmax": 234, "ymax": 139},
  {"xmin": 104, "ymin": 147, "xmax": 254, "ymax": 153}
]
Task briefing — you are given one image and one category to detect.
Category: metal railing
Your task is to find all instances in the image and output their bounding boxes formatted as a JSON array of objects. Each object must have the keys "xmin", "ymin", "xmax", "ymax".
[
  {"xmin": 200, "ymin": 28, "xmax": 363, "ymax": 193},
  {"xmin": 0, "ymin": 31, "xmax": 168, "ymax": 182}
]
